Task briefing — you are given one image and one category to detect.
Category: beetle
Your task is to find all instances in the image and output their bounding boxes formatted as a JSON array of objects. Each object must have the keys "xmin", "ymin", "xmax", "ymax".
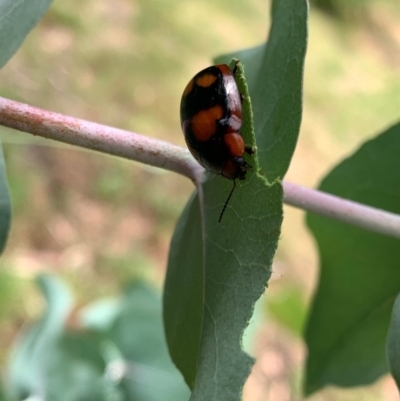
[{"xmin": 180, "ymin": 63, "xmax": 252, "ymax": 222}]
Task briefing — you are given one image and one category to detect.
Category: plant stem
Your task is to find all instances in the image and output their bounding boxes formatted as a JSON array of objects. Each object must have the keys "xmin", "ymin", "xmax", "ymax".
[
  {"xmin": 0, "ymin": 97, "xmax": 204, "ymax": 183},
  {"xmin": 283, "ymin": 182, "xmax": 400, "ymax": 239},
  {"xmin": 0, "ymin": 96, "xmax": 400, "ymax": 239}
]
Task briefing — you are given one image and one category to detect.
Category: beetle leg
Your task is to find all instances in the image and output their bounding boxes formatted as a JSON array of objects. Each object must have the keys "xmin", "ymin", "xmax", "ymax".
[
  {"xmin": 232, "ymin": 60, "xmax": 240, "ymax": 76},
  {"xmin": 245, "ymin": 146, "xmax": 256, "ymax": 155}
]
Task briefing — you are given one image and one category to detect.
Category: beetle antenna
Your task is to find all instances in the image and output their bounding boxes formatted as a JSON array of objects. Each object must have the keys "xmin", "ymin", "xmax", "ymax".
[{"xmin": 219, "ymin": 180, "xmax": 237, "ymax": 223}]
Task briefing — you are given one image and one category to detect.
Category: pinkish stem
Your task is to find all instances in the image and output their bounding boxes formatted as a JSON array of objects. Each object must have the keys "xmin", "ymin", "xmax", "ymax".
[{"xmin": 0, "ymin": 97, "xmax": 204, "ymax": 183}]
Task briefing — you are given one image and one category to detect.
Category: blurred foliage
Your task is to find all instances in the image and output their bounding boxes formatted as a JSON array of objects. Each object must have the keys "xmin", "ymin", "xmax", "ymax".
[
  {"xmin": 268, "ymin": 286, "xmax": 307, "ymax": 337},
  {"xmin": 310, "ymin": 0, "xmax": 395, "ymax": 19},
  {"xmin": 0, "ymin": 0, "xmax": 54, "ymax": 68},
  {"xmin": 306, "ymin": 122, "xmax": 400, "ymax": 394},
  {"xmin": 5, "ymin": 275, "xmax": 189, "ymax": 401},
  {"xmin": 310, "ymin": 0, "xmax": 371, "ymax": 18}
]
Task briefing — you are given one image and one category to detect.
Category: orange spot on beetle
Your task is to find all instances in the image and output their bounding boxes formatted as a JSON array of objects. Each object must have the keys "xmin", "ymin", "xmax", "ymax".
[
  {"xmin": 224, "ymin": 132, "xmax": 245, "ymax": 157},
  {"xmin": 196, "ymin": 73, "xmax": 217, "ymax": 88},
  {"xmin": 191, "ymin": 105, "xmax": 223, "ymax": 142}
]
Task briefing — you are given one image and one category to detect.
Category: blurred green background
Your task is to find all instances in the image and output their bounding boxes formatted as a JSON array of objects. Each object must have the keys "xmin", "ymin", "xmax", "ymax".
[{"xmin": 0, "ymin": 0, "xmax": 399, "ymax": 399}]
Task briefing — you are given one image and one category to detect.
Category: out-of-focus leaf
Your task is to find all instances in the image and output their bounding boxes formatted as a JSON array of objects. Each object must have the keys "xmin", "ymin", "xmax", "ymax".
[
  {"xmin": 0, "ymin": 144, "xmax": 11, "ymax": 253},
  {"xmin": 107, "ymin": 282, "xmax": 190, "ymax": 401},
  {"xmin": 7, "ymin": 276, "xmax": 185, "ymax": 401},
  {"xmin": 387, "ymin": 292, "xmax": 400, "ymax": 390},
  {"xmin": 44, "ymin": 332, "xmax": 120, "ymax": 401},
  {"xmin": 268, "ymin": 286, "xmax": 307, "ymax": 336},
  {"xmin": 305, "ymin": 122, "xmax": 400, "ymax": 394},
  {"xmin": 7, "ymin": 275, "xmax": 118, "ymax": 401},
  {"xmin": 0, "ymin": 0, "xmax": 54, "ymax": 68},
  {"xmin": 80, "ymin": 298, "xmax": 121, "ymax": 332},
  {"xmin": 6, "ymin": 274, "xmax": 73, "ymax": 399}
]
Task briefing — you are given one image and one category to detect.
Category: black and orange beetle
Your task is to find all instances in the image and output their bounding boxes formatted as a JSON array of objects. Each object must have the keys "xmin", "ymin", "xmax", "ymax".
[{"xmin": 180, "ymin": 63, "xmax": 252, "ymax": 222}]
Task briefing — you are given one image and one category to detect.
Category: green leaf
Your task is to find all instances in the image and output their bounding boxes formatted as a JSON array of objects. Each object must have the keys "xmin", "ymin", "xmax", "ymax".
[
  {"xmin": 165, "ymin": 179, "xmax": 283, "ymax": 400},
  {"xmin": 305, "ymin": 122, "xmax": 400, "ymax": 394},
  {"xmin": 217, "ymin": 0, "xmax": 308, "ymax": 182},
  {"xmin": 163, "ymin": 194, "xmax": 203, "ymax": 388},
  {"xmin": 165, "ymin": 59, "xmax": 284, "ymax": 400},
  {"xmin": 251, "ymin": 0, "xmax": 308, "ymax": 182},
  {"xmin": 164, "ymin": 1, "xmax": 308, "ymax": 399},
  {"xmin": 268, "ymin": 285, "xmax": 307, "ymax": 336},
  {"xmin": 215, "ymin": 44, "xmax": 264, "ymax": 100},
  {"xmin": 0, "ymin": 0, "xmax": 54, "ymax": 68},
  {"xmin": 45, "ymin": 332, "xmax": 119, "ymax": 401},
  {"xmin": 0, "ymin": 145, "xmax": 11, "ymax": 253},
  {"xmin": 387, "ymin": 292, "xmax": 400, "ymax": 390},
  {"xmin": 6, "ymin": 274, "xmax": 73, "ymax": 399},
  {"xmin": 0, "ymin": 385, "xmax": 9, "ymax": 401},
  {"xmin": 8, "ymin": 277, "xmax": 187, "ymax": 401},
  {"xmin": 80, "ymin": 297, "xmax": 122, "ymax": 332},
  {"xmin": 105, "ymin": 282, "xmax": 190, "ymax": 401},
  {"xmin": 7, "ymin": 275, "xmax": 119, "ymax": 401}
]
